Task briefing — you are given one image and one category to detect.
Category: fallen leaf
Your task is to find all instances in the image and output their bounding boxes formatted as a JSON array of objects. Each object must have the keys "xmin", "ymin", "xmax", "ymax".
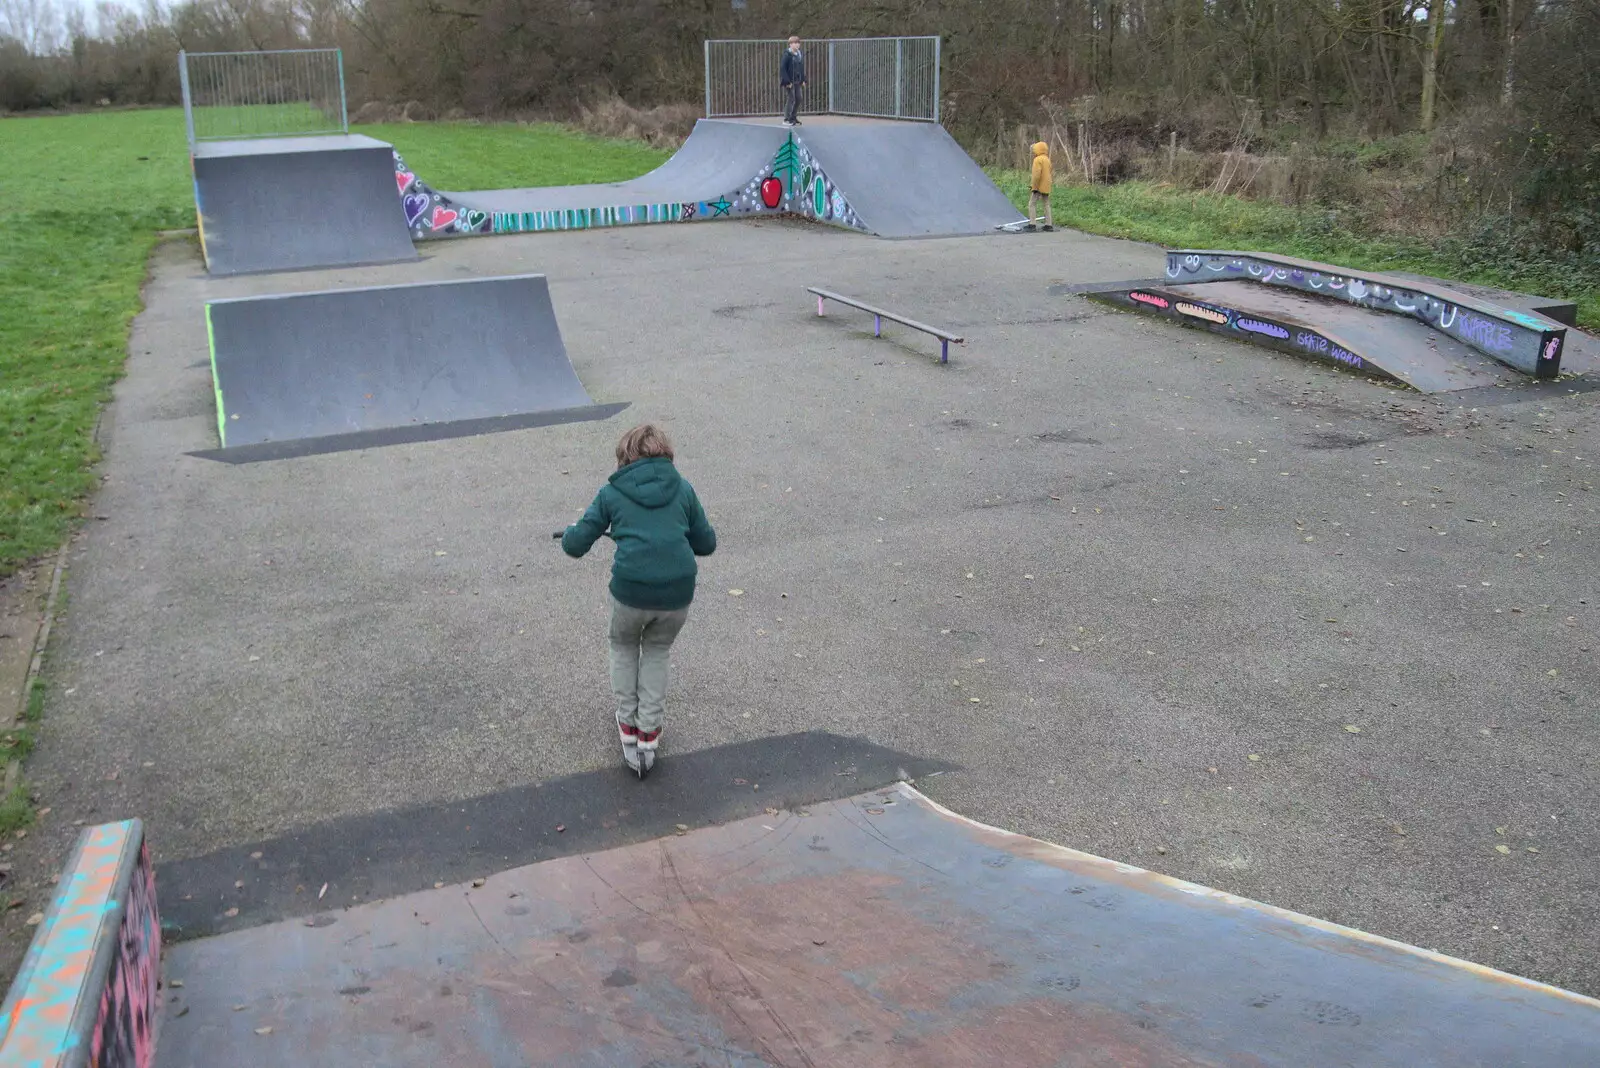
[
  {"xmin": 728, "ymin": 589, "xmax": 744, "ymax": 597},
  {"xmin": 866, "ymin": 808, "xmax": 884, "ymax": 815},
  {"xmin": 675, "ymin": 824, "xmax": 689, "ymax": 831},
  {"xmin": 812, "ymin": 939, "xmax": 827, "ymax": 946},
  {"xmin": 969, "ymin": 697, "xmax": 981, "ymax": 703},
  {"xmin": 318, "ymin": 883, "xmax": 328, "ymax": 900},
  {"xmin": 1494, "ymin": 844, "xmax": 1511, "ymax": 855},
  {"xmin": 434, "ymin": 550, "xmax": 448, "ymax": 556},
  {"xmin": 555, "ymin": 825, "xmax": 565, "ymax": 834},
  {"xmin": 232, "ymin": 1005, "xmax": 246, "ymax": 1012},
  {"xmin": 24, "ymin": 913, "xmax": 42, "ymax": 927},
  {"xmin": 471, "ymin": 878, "xmax": 486, "ymax": 888},
  {"xmin": 1527, "ymin": 847, "xmax": 1540, "ymax": 854},
  {"xmin": 1155, "ymin": 846, "xmax": 1168, "ymax": 855},
  {"xmin": 1343, "ymin": 725, "xmax": 1362, "ymax": 734},
  {"xmin": 169, "ymin": 980, "xmax": 184, "ymax": 988},
  {"xmin": 434, "ymin": 882, "xmax": 444, "ymax": 889},
  {"xmin": 234, "ymin": 880, "xmax": 245, "ymax": 889},
  {"xmin": 1495, "ymin": 826, "xmax": 1506, "ymax": 835},
  {"xmin": 223, "ymin": 907, "xmax": 239, "ymax": 918},
  {"xmin": 1246, "ymin": 754, "xmax": 1262, "ymax": 762},
  {"xmin": 250, "ymin": 852, "xmax": 262, "ymax": 860},
  {"xmin": 254, "ymin": 1026, "xmax": 273, "ymax": 1036},
  {"xmin": 733, "ymin": 778, "xmax": 748, "ymax": 785}
]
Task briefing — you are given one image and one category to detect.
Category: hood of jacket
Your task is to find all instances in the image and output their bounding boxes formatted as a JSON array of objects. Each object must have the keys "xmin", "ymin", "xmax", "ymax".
[
  {"xmin": 609, "ymin": 457, "xmax": 682, "ymax": 508},
  {"xmin": 1032, "ymin": 142, "xmax": 1049, "ymax": 158}
]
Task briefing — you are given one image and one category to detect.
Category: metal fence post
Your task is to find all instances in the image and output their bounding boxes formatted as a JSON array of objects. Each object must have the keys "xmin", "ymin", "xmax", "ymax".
[
  {"xmin": 894, "ymin": 37, "xmax": 903, "ymax": 118},
  {"xmin": 704, "ymin": 39, "xmax": 712, "ymax": 116},
  {"xmin": 178, "ymin": 51, "xmax": 195, "ymax": 151},
  {"xmin": 828, "ymin": 39, "xmax": 835, "ymax": 114},
  {"xmin": 933, "ymin": 36, "xmax": 941, "ymax": 123},
  {"xmin": 336, "ymin": 49, "xmax": 348, "ymax": 132}
]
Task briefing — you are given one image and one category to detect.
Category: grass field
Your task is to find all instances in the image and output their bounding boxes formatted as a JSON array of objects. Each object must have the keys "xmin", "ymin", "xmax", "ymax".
[{"xmin": 2, "ymin": 108, "xmax": 1594, "ymax": 582}]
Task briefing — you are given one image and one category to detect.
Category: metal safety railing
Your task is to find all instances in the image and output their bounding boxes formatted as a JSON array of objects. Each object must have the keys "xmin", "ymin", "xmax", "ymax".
[
  {"xmin": 705, "ymin": 36, "xmax": 940, "ymax": 123},
  {"xmin": 179, "ymin": 48, "xmax": 348, "ymax": 149}
]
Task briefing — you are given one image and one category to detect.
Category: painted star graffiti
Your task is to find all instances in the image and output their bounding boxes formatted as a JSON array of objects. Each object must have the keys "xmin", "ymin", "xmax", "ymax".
[{"xmin": 710, "ymin": 197, "xmax": 732, "ymax": 217}]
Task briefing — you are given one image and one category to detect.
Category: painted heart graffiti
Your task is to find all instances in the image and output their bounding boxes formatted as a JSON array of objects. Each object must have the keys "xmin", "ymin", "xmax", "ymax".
[
  {"xmin": 431, "ymin": 206, "xmax": 459, "ymax": 231},
  {"xmin": 396, "ymin": 171, "xmax": 415, "ymax": 194},
  {"xmin": 402, "ymin": 193, "xmax": 429, "ymax": 227}
]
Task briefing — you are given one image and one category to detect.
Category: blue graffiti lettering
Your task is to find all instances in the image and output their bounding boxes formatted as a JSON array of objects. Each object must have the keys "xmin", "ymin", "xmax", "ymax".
[
  {"xmin": 1451, "ymin": 310, "xmax": 1514, "ymax": 352},
  {"xmin": 1295, "ymin": 331, "xmax": 1329, "ymax": 354}
]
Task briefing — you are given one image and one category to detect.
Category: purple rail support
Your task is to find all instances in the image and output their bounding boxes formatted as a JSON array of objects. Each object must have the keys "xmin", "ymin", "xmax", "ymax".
[
  {"xmin": 817, "ymin": 295, "xmax": 825, "ymax": 316},
  {"xmin": 940, "ymin": 339, "xmax": 949, "ymax": 364},
  {"xmin": 874, "ymin": 315, "xmax": 882, "ymax": 337}
]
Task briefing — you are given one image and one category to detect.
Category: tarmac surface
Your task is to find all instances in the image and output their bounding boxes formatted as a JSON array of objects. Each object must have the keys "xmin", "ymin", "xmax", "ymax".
[{"xmin": 3, "ymin": 215, "xmax": 1597, "ymax": 1003}]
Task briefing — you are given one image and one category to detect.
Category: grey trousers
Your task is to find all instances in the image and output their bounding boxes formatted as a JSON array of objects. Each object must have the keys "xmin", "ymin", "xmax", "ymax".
[
  {"xmin": 784, "ymin": 82, "xmax": 802, "ymax": 124},
  {"xmin": 608, "ymin": 598, "xmax": 688, "ymax": 734}
]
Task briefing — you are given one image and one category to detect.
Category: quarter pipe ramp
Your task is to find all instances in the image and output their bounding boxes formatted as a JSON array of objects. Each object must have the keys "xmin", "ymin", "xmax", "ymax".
[
  {"xmin": 149, "ymin": 783, "xmax": 1600, "ymax": 1066},
  {"xmin": 199, "ymin": 274, "xmax": 626, "ymax": 462},
  {"xmin": 191, "ymin": 135, "xmax": 418, "ymax": 276}
]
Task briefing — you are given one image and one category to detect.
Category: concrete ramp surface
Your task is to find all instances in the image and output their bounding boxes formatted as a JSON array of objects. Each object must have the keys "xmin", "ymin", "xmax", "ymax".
[
  {"xmin": 438, "ymin": 119, "xmax": 792, "ymax": 216},
  {"xmin": 152, "ymin": 784, "xmax": 1600, "ymax": 1066},
  {"xmin": 192, "ymin": 135, "xmax": 419, "ymax": 276},
  {"xmin": 202, "ymin": 274, "xmax": 625, "ymax": 462},
  {"xmin": 792, "ymin": 120, "xmax": 1024, "ymax": 237}
]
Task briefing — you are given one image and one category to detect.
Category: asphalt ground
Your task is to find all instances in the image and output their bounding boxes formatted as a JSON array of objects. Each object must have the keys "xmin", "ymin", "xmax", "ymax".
[{"xmin": 2, "ymin": 216, "xmax": 1595, "ymax": 996}]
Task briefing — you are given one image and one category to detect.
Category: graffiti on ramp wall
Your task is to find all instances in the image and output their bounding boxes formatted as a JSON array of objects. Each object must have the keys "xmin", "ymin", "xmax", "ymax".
[{"xmin": 393, "ymin": 131, "xmax": 865, "ymax": 240}]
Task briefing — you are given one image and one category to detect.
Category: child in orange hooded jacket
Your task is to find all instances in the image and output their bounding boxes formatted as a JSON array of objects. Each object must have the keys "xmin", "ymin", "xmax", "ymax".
[{"xmin": 1027, "ymin": 142, "xmax": 1055, "ymax": 232}]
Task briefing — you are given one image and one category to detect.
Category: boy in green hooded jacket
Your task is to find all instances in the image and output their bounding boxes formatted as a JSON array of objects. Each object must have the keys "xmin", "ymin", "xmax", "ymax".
[{"xmin": 562, "ymin": 424, "xmax": 717, "ymax": 777}]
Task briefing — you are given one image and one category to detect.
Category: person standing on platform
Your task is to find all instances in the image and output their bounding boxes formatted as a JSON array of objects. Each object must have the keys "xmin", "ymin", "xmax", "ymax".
[{"xmin": 781, "ymin": 37, "xmax": 807, "ymax": 127}]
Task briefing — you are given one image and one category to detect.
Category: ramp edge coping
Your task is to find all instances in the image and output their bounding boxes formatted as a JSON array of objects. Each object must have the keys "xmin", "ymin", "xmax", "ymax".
[
  {"xmin": 203, "ymin": 271, "xmax": 552, "ymax": 306},
  {"xmin": 899, "ymin": 782, "xmax": 1600, "ymax": 1010}
]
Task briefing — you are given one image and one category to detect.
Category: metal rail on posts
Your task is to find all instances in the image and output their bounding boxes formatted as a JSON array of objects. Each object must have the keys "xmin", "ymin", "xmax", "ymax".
[
  {"xmin": 704, "ymin": 36, "xmax": 940, "ymax": 123},
  {"xmin": 809, "ymin": 286, "xmax": 964, "ymax": 364},
  {"xmin": 0, "ymin": 820, "xmax": 160, "ymax": 1066},
  {"xmin": 179, "ymin": 48, "xmax": 349, "ymax": 151}
]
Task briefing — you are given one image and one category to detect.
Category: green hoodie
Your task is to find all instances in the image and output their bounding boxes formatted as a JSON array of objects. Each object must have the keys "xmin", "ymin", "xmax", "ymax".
[{"xmin": 562, "ymin": 457, "xmax": 717, "ymax": 610}]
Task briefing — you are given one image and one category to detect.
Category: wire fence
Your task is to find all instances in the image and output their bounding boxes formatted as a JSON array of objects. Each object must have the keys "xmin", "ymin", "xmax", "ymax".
[
  {"xmin": 179, "ymin": 49, "xmax": 348, "ymax": 148},
  {"xmin": 705, "ymin": 37, "xmax": 940, "ymax": 122}
]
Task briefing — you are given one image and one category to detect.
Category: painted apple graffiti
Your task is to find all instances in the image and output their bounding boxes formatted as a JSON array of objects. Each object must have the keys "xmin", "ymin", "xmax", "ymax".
[{"xmin": 760, "ymin": 177, "xmax": 783, "ymax": 209}]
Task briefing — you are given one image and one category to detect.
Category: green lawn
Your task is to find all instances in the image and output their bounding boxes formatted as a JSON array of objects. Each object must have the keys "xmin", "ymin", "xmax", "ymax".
[
  {"xmin": 989, "ymin": 170, "xmax": 1600, "ymax": 328},
  {"xmin": 0, "ymin": 109, "xmax": 665, "ymax": 578}
]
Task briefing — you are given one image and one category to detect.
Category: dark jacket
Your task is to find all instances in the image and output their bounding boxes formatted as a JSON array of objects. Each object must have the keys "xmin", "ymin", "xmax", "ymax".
[
  {"xmin": 562, "ymin": 457, "xmax": 717, "ymax": 611},
  {"xmin": 780, "ymin": 48, "xmax": 806, "ymax": 87}
]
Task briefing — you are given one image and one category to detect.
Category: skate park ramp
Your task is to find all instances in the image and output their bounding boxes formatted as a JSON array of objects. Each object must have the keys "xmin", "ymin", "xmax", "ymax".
[
  {"xmin": 416, "ymin": 117, "xmax": 1023, "ymax": 239},
  {"xmin": 436, "ymin": 118, "xmax": 792, "ymax": 216},
  {"xmin": 197, "ymin": 274, "xmax": 627, "ymax": 463},
  {"xmin": 1082, "ymin": 278, "xmax": 1522, "ymax": 392},
  {"xmin": 1069, "ymin": 249, "xmax": 1583, "ymax": 392},
  {"xmin": 789, "ymin": 118, "xmax": 1024, "ymax": 237},
  {"xmin": 149, "ymin": 780, "xmax": 1600, "ymax": 1066},
  {"xmin": 192, "ymin": 135, "xmax": 419, "ymax": 276}
]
